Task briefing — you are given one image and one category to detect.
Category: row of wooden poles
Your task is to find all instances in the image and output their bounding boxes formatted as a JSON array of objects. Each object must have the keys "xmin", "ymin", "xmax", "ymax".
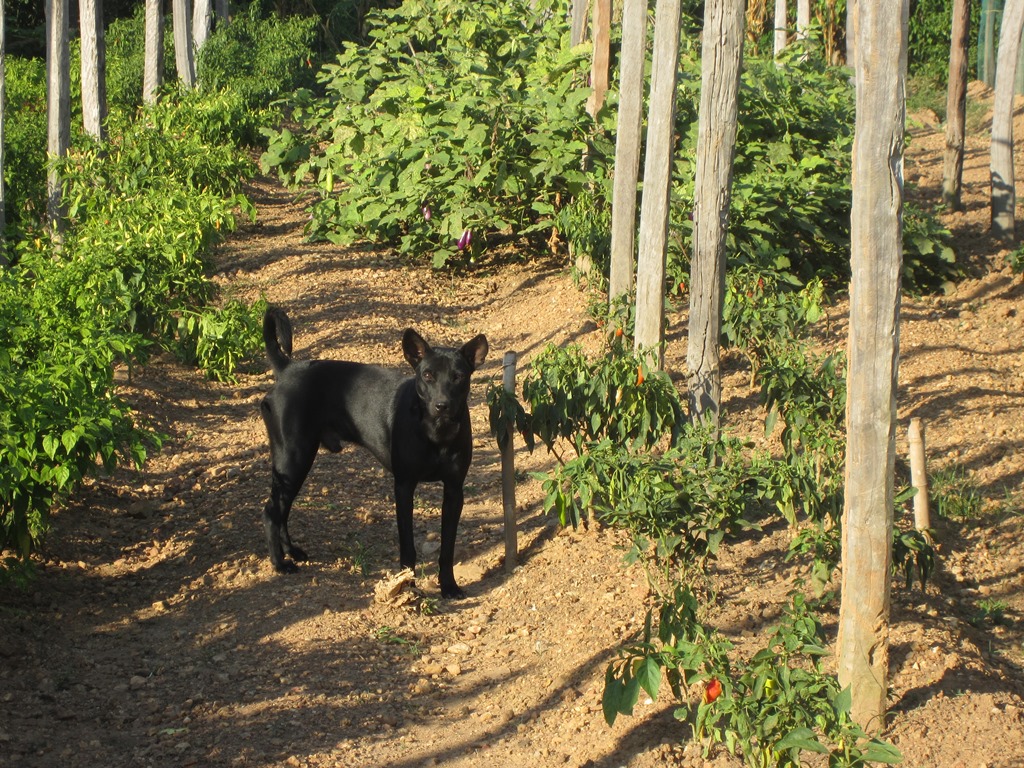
[{"xmin": 497, "ymin": 350, "xmax": 934, "ymax": 570}]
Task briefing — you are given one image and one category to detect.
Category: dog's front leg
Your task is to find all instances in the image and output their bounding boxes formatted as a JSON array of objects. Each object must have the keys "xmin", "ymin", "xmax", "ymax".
[
  {"xmin": 438, "ymin": 482, "xmax": 465, "ymax": 599},
  {"xmin": 393, "ymin": 479, "xmax": 418, "ymax": 573}
]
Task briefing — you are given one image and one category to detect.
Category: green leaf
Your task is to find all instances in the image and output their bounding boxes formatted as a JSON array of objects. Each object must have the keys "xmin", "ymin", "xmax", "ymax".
[
  {"xmin": 775, "ymin": 727, "xmax": 829, "ymax": 753},
  {"xmin": 602, "ymin": 667, "xmax": 623, "ymax": 726},
  {"xmin": 635, "ymin": 656, "xmax": 662, "ymax": 700}
]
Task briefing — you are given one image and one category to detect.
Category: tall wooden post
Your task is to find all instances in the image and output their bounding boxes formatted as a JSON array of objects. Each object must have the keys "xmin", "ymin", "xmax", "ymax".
[
  {"xmin": 686, "ymin": 0, "xmax": 744, "ymax": 430},
  {"xmin": 942, "ymin": 0, "xmax": 971, "ymax": 211},
  {"xmin": 79, "ymin": 0, "xmax": 107, "ymax": 141},
  {"xmin": 634, "ymin": 0, "xmax": 682, "ymax": 365},
  {"xmin": 990, "ymin": 0, "xmax": 1024, "ymax": 240},
  {"xmin": 501, "ymin": 352, "xmax": 519, "ymax": 572},
  {"xmin": 587, "ymin": 0, "xmax": 612, "ymax": 117},
  {"xmin": 837, "ymin": 0, "xmax": 908, "ymax": 732},
  {"xmin": 173, "ymin": 0, "xmax": 196, "ymax": 89},
  {"xmin": 609, "ymin": 0, "xmax": 650, "ymax": 301},
  {"xmin": 144, "ymin": 0, "xmax": 165, "ymax": 105},
  {"xmin": 46, "ymin": 0, "xmax": 71, "ymax": 232}
]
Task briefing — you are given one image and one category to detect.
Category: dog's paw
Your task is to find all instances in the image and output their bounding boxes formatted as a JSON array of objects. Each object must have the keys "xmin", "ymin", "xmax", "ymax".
[
  {"xmin": 286, "ymin": 545, "xmax": 309, "ymax": 563},
  {"xmin": 440, "ymin": 583, "xmax": 466, "ymax": 600},
  {"xmin": 273, "ymin": 559, "xmax": 300, "ymax": 574}
]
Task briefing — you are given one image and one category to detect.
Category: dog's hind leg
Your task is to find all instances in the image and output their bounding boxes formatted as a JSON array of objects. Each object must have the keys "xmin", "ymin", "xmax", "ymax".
[{"xmin": 263, "ymin": 439, "xmax": 318, "ymax": 573}]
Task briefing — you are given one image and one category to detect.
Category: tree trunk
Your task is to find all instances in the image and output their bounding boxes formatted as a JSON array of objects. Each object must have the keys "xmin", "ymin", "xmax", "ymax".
[
  {"xmin": 46, "ymin": 0, "xmax": 71, "ymax": 232},
  {"xmin": 79, "ymin": 0, "xmax": 107, "ymax": 141},
  {"xmin": 797, "ymin": 0, "xmax": 811, "ymax": 41},
  {"xmin": 608, "ymin": 0, "xmax": 650, "ymax": 302},
  {"xmin": 837, "ymin": 0, "xmax": 907, "ymax": 733},
  {"xmin": 943, "ymin": 0, "xmax": 970, "ymax": 211},
  {"xmin": 144, "ymin": 0, "xmax": 165, "ymax": 105},
  {"xmin": 990, "ymin": 0, "xmax": 1024, "ymax": 240},
  {"xmin": 634, "ymin": 0, "xmax": 683, "ymax": 365},
  {"xmin": 193, "ymin": 0, "xmax": 213, "ymax": 64},
  {"xmin": 571, "ymin": 0, "xmax": 588, "ymax": 45},
  {"xmin": 214, "ymin": 0, "xmax": 229, "ymax": 22},
  {"xmin": 774, "ymin": 0, "xmax": 788, "ymax": 58},
  {"xmin": 588, "ymin": 0, "xmax": 612, "ymax": 117},
  {"xmin": 173, "ymin": 0, "xmax": 196, "ymax": 89},
  {"xmin": 686, "ymin": 0, "xmax": 744, "ymax": 431}
]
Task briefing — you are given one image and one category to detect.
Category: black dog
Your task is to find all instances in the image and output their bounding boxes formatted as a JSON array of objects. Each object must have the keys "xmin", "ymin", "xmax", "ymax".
[{"xmin": 259, "ymin": 307, "xmax": 488, "ymax": 598}]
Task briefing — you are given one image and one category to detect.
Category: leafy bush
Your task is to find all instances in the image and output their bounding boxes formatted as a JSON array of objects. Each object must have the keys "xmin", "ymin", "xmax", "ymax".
[
  {"xmin": 540, "ymin": 431, "xmax": 765, "ymax": 566},
  {"xmin": 667, "ymin": 50, "xmax": 960, "ymax": 295},
  {"xmin": 2, "ymin": 57, "xmax": 49, "ymax": 236},
  {"xmin": 197, "ymin": 5, "xmax": 319, "ymax": 112},
  {"xmin": 721, "ymin": 269, "xmax": 825, "ymax": 382},
  {"xmin": 2, "ymin": 92, "xmax": 265, "ymax": 567},
  {"xmin": 514, "ymin": 334, "xmax": 685, "ymax": 458},
  {"xmin": 104, "ymin": 6, "xmax": 177, "ymax": 111},
  {"xmin": 0, "ymin": 248, "xmax": 158, "ymax": 562},
  {"xmin": 263, "ymin": 0, "xmax": 607, "ymax": 267},
  {"xmin": 604, "ymin": 588, "xmax": 902, "ymax": 767}
]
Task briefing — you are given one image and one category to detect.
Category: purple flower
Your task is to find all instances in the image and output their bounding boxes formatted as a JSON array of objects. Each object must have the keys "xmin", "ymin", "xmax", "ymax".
[{"xmin": 457, "ymin": 229, "xmax": 472, "ymax": 251}]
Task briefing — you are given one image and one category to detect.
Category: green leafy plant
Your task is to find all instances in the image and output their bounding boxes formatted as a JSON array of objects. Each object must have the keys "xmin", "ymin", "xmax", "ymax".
[
  {"xmin": 197, "ymin": 5, "xmax": 319, "ymax": 114},
  {"xmin": 931, "ymin": 464, "xmax": 983, "ymax": 521},
  {"xmin": 971, "ymin": 597, "xmax": 1011, "ymax": 628},
  {"xmin": 175, "ymin": 298, "xmax": 269, "ymax": 382},
  {"xmin": 604, "ymin": 588, "xmax": 902, "ymax": 767},
  {"xmin": 721, "ymin": 269, "xmax": 826, "ymax": 383},
  {"xmin": 2, "ymin": 57, "xmax": 49, "ymax": 237},
  {"xmin": 262, "ymin": 0, "xmax": 606, "ymax": 267},
  {"xmin": 514, "ymin": 336, "xmax": 684, "ymax": 460}
]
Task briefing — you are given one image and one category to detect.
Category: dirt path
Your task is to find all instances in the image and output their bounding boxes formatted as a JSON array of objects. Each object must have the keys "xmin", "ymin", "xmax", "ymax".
[{"xmin": 3, "ymin": 94, "xmax": 1024, "ymax": 768}]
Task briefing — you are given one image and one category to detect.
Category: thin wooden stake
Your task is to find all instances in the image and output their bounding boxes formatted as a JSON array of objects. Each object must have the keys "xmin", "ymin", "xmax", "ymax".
[
  {"xmin": 501, "ymin": 351, "xmax": 518, "ymax": 572},
  {"xmin": 908, "ymin": 417, "xmax": 931, "ymax": 540}
]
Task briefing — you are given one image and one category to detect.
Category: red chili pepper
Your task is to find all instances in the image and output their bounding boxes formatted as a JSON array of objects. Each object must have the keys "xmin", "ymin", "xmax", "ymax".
[
  {"xmin": 703, "ymin": 678, "xmax": 723, "ymax": 704},
  {"xmin": 636, "ymin": 366, "xmax": 645, "ymax": 387}
]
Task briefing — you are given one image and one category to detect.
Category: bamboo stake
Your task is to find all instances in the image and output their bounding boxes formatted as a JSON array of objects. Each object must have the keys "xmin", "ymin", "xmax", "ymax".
[
  {"xmin": 908, "ymin": 417, "xmax": 931, "ymax": 540},
  {"xmin": 501, "ymin": 351, "xmax": 518, "ymax": 572}
]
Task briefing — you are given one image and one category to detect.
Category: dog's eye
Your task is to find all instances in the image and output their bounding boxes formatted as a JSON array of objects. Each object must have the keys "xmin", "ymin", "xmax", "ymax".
[{"xmin": 422, "ymin": 371, "xmax": 435, "ymax": 382}]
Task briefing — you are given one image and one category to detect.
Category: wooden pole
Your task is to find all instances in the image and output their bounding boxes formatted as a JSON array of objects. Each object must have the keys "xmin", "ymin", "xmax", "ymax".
[
  {"xmin": 836, "ymin": 0, "xmax": 907, "ymax": 732},
  {"xmin": 587, "ymin": 0, "xmax": 611, "ymax": 117},
  {"xmin": 501, "ymin": 351, "xmax": 518, "ymax": 572},
  {"xmin": 608, "ymin": 0, "xmax": 650, "ymax": 301},
  {"xmin": 634, "ymin": 0, "xmax": 683, "ymax": 365},
  {"xmin": 143, "ymin": 0, "xmax": 165, "ymax": 106},
  {"xmin": 686, "ymin": 0, "xmax": 745, "ymax": 431},
  {"xmin": 942, "ymin": 0, "xmax": 971, "ymax": 211},
  {"xmin": 908, "ymin": 418, "xmax": 931, "ymax": 537},
  {"xmin": 990, "ymin": 0, "xmax": 1024, "ymax": 240}
]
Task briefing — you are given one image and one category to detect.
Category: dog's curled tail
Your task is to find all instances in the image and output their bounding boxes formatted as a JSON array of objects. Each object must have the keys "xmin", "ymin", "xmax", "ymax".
[{"xmin": 263, "ymin": 307, "xmax": 293, "ymax": 375}]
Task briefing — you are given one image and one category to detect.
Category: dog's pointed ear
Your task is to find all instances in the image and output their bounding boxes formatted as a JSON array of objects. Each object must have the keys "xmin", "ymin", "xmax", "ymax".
[
  {"xmin": 402, "ymin": 329, "xmax": 431, "ymax": 369},
  {"xmin": 460, "ymin": 335, "xmax": 489, "ymax": 371}
]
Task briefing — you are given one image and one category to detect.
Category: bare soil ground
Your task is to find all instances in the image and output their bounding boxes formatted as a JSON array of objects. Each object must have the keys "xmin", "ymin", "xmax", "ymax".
[{"xmin": 3, "ymin": 86, "xmax": 1024, "ymax": 768}]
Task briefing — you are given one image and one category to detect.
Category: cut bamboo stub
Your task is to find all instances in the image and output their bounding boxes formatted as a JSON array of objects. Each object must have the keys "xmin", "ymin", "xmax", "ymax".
[
  {"xmin": 501, "ymin": 351, "xmax": 518, "ymax": 572},
  {"xmin": 908, "ymin": 417, "xmax": 931, "ymax": 540}
]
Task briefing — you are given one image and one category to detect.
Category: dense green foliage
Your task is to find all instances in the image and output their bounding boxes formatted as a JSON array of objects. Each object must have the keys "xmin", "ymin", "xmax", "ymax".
[
  {"xmin": 103, "ymin": 3, "xmax": 317, "ymax": 125},
  {"xmin": 263, "ymin": 0, "xmax": 606, "ymax": 267},
  {"xmin": 604, "ymin": 589, "xmax": 902, "ymax": 767},
  {"xmin": 266, "ymin": 0, "xmax": 960, "ymax": 293},
  {"xmin": 197, "ymin": 7, "xmax": 319, "ymax": 114},
  {"xmin": 0, "ymin": 11, "xmax": 313, "ymax": 566},
  {"xmin": 2, "ymin": 58, "xmax": 49, "ymax": 236}
]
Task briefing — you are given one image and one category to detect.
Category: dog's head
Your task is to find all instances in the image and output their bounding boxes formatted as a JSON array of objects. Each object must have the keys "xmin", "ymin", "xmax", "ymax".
[{"xmin": 403, "ymin": 330, "xmax": 489, "ymax": 438}]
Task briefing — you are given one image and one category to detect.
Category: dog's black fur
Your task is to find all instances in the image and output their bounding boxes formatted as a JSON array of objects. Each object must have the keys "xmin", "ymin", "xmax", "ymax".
[{"xmin": 259, "ymin": 307, "xmax": 489, "ymax": 598}]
